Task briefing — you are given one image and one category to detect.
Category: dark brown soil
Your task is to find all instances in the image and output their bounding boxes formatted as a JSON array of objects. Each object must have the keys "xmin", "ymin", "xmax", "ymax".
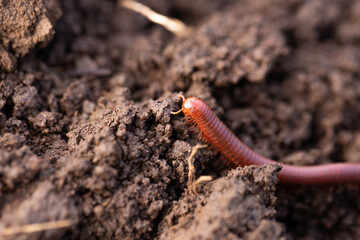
[{"xmin": 1, "ymin": 0, "xmax": 360, "ymax": 239}]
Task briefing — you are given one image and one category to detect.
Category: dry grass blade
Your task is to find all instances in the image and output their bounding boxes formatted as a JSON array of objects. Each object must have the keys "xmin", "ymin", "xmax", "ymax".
[
  {"xmin": 0, "ymin": 219, "xmax": 73, "ymax": 236},
  {"xmin": 120, "ymin": 0, "xmax": 193, "ymax": 37}
]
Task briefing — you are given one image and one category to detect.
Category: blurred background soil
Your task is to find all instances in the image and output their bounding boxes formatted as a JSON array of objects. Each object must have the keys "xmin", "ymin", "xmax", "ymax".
[{"xmin": 0, "ymin": 0, "xmax": 360, "ymax": 239}]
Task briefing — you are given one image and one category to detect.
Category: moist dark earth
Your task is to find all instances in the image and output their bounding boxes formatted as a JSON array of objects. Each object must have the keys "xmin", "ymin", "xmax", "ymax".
[{"xmin": 1, "ymin": 0, "xmax": 360, "ymax": 239}]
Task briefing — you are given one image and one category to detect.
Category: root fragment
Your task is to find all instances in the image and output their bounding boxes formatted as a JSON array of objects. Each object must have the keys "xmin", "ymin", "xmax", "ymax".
[
  {"xmin": 186, "ymin": 144, "xmax": 213, "ymax": 194},
  {"xmin": 120, "ymin": 0, "xmax": 194, "ymax": 37},
  {"xmin": 0, "ymin": 219, "xmax": 73, "ymax": 236},
  {"xmin": 194, "ymin": 175, "xmax": 213, "ymax": 186}
]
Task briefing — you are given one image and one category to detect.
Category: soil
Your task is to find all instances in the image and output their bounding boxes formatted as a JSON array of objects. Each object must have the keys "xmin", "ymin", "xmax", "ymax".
[{"xmin": 0, "ymin": 0, "xmax": 360, "ymax": 239}]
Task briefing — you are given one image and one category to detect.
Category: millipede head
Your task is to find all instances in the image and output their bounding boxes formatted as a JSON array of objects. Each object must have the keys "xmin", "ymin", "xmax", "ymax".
[
  {"xmin": 171, "ymin": 95, "xmax": 202, "ymax": 118},
  {"xmin": 181, "ymin": 97, "xmax": 200, "ymax": 116}
]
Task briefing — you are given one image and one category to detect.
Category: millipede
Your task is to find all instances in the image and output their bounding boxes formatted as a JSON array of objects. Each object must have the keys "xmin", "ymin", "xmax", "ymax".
[{"xmin": 171, "ymin": 95, "xmax": 360, "ymax": 186}]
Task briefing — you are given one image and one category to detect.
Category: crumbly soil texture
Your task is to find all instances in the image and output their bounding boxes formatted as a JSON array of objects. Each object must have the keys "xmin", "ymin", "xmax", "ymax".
[{"xmin": 1, "ymin": 0, "xmax": 360, "ymax": 239}]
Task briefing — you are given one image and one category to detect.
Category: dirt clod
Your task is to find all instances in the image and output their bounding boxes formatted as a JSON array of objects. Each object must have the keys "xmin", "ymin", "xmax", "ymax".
[
  {"xmin": 0, "ymin": 0, "xmax": 61, "ymax": 58},
  {"xmin": 157, "ymin": 164, "xmax": 284, "ymax": 240}
]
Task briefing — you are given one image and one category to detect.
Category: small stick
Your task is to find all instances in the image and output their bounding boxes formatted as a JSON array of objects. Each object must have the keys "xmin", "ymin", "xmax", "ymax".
[
  {"xmin": 120, "ymin": 0, "xmax": 193, "ymax": 37},
  {"xmin": 0, "ymin": 219, "xmax": 73, "ymax": 236}
]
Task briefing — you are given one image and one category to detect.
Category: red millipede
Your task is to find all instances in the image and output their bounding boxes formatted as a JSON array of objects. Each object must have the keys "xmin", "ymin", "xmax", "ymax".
[{"xmin": 171, "ymin": 95, "xmax": 360, "ymax": 185}]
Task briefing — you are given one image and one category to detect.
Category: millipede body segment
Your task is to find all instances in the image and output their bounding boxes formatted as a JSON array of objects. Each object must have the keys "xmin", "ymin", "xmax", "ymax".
[{"xmin": 171, "ymin": 95, "xmax": 360, "ymax": 185}]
